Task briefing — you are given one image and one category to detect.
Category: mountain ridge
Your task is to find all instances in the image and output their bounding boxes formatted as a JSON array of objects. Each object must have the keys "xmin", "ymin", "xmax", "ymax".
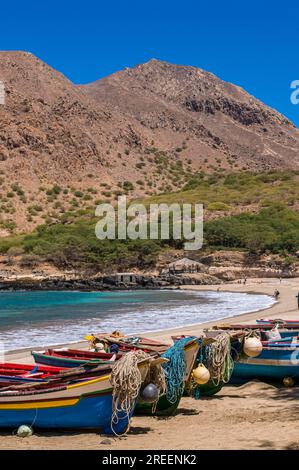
[{"xmin": 0, "ymin": 51, "xmax": 298, "ymax": 233}]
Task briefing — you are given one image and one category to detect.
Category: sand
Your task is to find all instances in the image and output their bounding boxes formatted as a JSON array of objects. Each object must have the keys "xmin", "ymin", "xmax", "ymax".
[{"xmin": 1, "ymin": 277, "xmax": 299, "ymax": 450}]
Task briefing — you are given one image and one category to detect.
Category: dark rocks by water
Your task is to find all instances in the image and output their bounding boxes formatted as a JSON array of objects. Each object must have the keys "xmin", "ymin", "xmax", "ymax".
[{"xmin": 0, "ymin": 273, "xmax": 220, "ymax": 291}]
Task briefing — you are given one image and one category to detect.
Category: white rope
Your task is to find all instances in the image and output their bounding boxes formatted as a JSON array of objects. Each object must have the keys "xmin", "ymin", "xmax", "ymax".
[
  {"xmin": 205, "ymin": 333, "xmax": 233, "ymax": 386},
  {"xmin": 109, "ymin": 350, "xmax": 166, "ymax": 435}
]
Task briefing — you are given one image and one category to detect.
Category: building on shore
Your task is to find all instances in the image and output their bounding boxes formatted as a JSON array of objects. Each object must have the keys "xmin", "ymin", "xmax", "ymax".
[
  {"xmin": 161, "ymin": 258, "xmax": 207, "ymax": 275},
  {"xmin": 106, "ymin": 272, "xmax": 138, "ymax": 286}
]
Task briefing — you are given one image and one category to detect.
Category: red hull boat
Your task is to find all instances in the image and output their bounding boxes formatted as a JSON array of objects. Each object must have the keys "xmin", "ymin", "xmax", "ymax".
[
  {"xmin": 0, "ymin": 363, "xmax": 66, "ymax": 387},
  {"xmin": 32, "ymin": 348, "xmax": 122, "ymax": 368}
]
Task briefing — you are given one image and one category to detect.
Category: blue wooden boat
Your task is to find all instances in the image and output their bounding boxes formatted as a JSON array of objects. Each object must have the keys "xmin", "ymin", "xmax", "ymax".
[
  {"xmin": 232, "ymin": 338, "xmax": 299, "ymax": 382},
  {"xmin": 277, "ymin": 330, "xmax": 299, "ymax": 339},
  {"xmin": 209, "ymin": 324, "xmax": 299, "ymax": 339},
  {"xmin": 257, "ymin": 319, "xmax": 299, "ymax": 327},
  {"xmin": 0, "ymin": 359, "xmax": 151, "ymax": 434},
  {"xmin": 32, "ymin": 348, "xmax": 120, "ymax": 368}
]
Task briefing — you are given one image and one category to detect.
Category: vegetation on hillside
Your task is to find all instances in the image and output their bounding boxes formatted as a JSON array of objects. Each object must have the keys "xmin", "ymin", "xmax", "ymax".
[
  {"xmin": 0, "ymin": 171, "xmax": 298, "ymax": 272},
  {"xmin": 205, "ymin": 205, "xmax": 299, "ymax": 253},
  {"xmin": 143, "ymin": 170, "xmax": 299, "ymax": 210}
]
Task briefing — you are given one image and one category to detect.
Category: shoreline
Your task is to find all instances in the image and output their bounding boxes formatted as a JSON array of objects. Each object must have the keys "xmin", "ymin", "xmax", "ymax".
[
  {"xmin": 2, "ymin": 287, "xmax": 273, "ymax": 359},
  {"xmin": 5, "ymin": 277, "xmax": 297, "ymax": 363},
  {"xmin": 1, "ymin": 277, "xmax": 299, "ymax": 450}
]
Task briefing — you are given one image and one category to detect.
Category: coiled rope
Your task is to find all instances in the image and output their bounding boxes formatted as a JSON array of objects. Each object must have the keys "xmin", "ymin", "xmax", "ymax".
[
  {"xmin": 187, "ymin": 333, "xmax": 236, "ymax": 399},
  {"xmin": 205, "ymin": 332, "xmax": 234, "ymax": 386},
  {"xmin": 110, "ymin": 350, "xmax": 166, "ymax": 435},
  {"xmin": 162, "ymin": 337, "xmax": 197, "ymax": 404}
]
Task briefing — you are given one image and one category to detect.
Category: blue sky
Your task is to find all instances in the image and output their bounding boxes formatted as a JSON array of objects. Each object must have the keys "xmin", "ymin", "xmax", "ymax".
[{"xmin": 1, "ymin": 0, "xmax": 299, "ymax": 125}]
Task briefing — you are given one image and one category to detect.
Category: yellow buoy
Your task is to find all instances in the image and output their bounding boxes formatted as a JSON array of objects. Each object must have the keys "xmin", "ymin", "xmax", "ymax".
[
  {"xmin": 192, "ymin": 364, "xmax": 210, "ymax": 385},
  {"xmin": 243, "ymin": 337, "xmax": 263, "ymax": 357},
  {"xmin": 84, "ymin": 335, "xmax": 95, "ymax": 341},
  {"xmin": 283, "ymin": 377, "xmax": 295, "ymax": 388}
]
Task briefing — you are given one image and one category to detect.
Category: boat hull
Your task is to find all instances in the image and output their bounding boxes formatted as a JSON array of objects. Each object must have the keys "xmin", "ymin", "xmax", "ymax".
[
  {"xmin": 196, "ymin": 379, "xmax": 223, "ymax": 397},
  {"xmin": 257, "ymin": 319, "xmax": 299, "ymax": 325},
  {"xmin": 0, "ymin": 375, "xmax": 45, "ymax": 386},
  {"xmin": 32, "ymin": 353, "xmax": 91, "ymax": 368},
  {"xmin": 32, "ymin": 351, "xmax": 112, "ymax": 368},
  {"xmin": 0, "ymin": 363, "xmax": 66, "ymax": 388},
  {"xmin": 136, "ymin": 394, "xmax": 180, "ymax": 416},
  {"xmin": 232, "ymin": 346, "xmax": 299, "ymax": 381},
  {"xmin": 0, "ymin": 392, "xmax": 131, "ymax": 434},
  {"xmin": 135, "ymin": 338, "xmax": 200, "ymax": 416},
  {"xmin": 278, "ymin": 331, "xmax": 299, "ymax": 339},
  {"xmin": 0, "ymin": 375, "xmax": 131, "ymax": 434}
]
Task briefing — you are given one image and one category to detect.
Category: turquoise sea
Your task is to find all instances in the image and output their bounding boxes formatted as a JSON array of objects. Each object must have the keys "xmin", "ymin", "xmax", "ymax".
[{"xmin": 0, "ymin": 289, "xmax": 274, "ymax": 351}]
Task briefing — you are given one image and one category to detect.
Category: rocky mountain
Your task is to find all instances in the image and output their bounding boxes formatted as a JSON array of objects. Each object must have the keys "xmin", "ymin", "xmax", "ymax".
[
  {"xmin": 82, "ymin": 59, "xmax": 299, "ymax": 171},
  {"xmin": 0, "ymin": 51, "xmax": 145, "ymax": 187},
  {"xmin": 0, "ymin": 52, "xmax": 298, "ymax": 233}
]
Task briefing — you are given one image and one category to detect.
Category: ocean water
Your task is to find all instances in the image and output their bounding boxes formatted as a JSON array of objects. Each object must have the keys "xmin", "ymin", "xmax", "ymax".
[{"xmin": 0, "ymin": 289, "xmax": 274, "ymax": 352}]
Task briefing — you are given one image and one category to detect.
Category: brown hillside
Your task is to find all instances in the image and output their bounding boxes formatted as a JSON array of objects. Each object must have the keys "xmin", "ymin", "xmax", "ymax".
[
  {"xmin": 83, "ymin": 59, "xmax": 299, "ymax": 171},
  {"xmin": 0, "ymin": 52, "xmax": 298, "ymax": 232}
]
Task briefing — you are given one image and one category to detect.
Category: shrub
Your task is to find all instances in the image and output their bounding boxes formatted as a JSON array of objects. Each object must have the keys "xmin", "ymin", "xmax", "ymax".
[
  {"xmin": 205, "ymin": 205, "xmax": 299, "ymax": 253},
  {"xmin": 207, "ymin": 202, "xmax": 230, "ymax": 211},
  {"xmin": 123, "ymin": 181, "xmax": 134, "ymax": 191},
  {"xmin": 19, "ymin": 254, "xmax": 41, "ymax": 268}
]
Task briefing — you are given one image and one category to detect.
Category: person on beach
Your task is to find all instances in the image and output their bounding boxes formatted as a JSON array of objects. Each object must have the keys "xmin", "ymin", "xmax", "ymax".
[
  {"xmin": 296, "ymin": 292, "xmax": 299, "ymax": 310},
  {"xmin": 274, "ymin": 289, "xmax": 280, "ymax": 300}
]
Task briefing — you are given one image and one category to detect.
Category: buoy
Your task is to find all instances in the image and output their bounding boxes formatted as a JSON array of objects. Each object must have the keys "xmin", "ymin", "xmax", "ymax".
[
  {"xmin": 140, "ymin": 383, "xmax": 159, "ymax": 403},
  {"xmin": 243, "ymin": 337, "xmax": 263, "ymax": 357},
  {"xmin": 110, "ymin": 343, "xmax": 120, "ymax": 354},
  {"xmin": 283, "ymin": 377, "xmax": 295, "ymax": 388},
  {"xmin": 84, "ymin": 335, "xmax": 94, "ymax": 341},
  {"xmin": 17, "ymin": 425, "xmax": 33, "ymax": 438},
  {"xmin": 192, "ymin": 364, "xmax": 210, "ymax": 385}
]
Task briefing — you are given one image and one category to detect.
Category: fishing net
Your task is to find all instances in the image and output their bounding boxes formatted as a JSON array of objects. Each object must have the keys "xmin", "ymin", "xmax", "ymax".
[
  {"xmin": 162, "ymin": 336, "xmax": 197, "ymax": 404},
  {"xmin": 110, "ymin": 350, "xmax": 166, "ymax": 434},
  {"xmin": 186, "ymin": 333, "xmax": 234, "ymax": 399},
  {"xmin": 205, "ymin": 332, "xmax": 234, "ymax": 386}
]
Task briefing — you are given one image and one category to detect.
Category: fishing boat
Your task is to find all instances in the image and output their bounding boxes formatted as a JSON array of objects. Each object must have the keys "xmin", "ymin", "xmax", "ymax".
[
  {"xmin": 135, "ymin": 337, "xmax": 200, "ymax": 416},
  {"xmin": 0, "ymin": 355, "xmax": 160, "ymax": 434},
  {"xmin": 257, "ymin": 319, "xmax": 299, "ymax": 326},
  {"xmin": 0, "ymin": 363, "xmax": 66, "ymax": 387},
  {"xmin": 231, "ymin": 338, "xmax": 299, "ymax": 382},
  {"xmin": 209, "ymin": 324, "xmax": 299, "ymax": 339},
  {"xmin": 32, "ymin": 335, "xmax": 170, "ymax": 368},
  {"xmin": 214, "ymin": 321, "xmax": 299, "ymax": 331},
  {"xmin": 90, "ymin": 333, "xmax": 170, "ymax": 353},
  {"xmin": 32, "ymin": 348, "xmax": 121, "ymax": 368}
]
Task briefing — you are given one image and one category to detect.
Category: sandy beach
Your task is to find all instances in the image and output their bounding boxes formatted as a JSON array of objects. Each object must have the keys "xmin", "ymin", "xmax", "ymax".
[{"xmin": 1, "ymin": 277, "xmax": 299, "ymax": 450}]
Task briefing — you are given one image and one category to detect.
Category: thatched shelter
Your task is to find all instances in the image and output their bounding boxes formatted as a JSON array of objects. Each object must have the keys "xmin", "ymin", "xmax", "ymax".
[{"xmin": 163, "ymin": 258, "xmax": 207, "ymax": 274}]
